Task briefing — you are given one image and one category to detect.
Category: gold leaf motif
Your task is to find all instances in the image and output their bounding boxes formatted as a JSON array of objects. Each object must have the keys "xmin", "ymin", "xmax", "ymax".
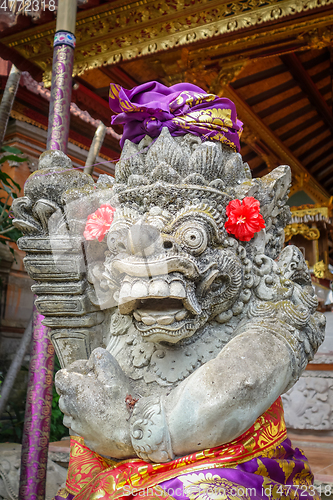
[
  {"xmin": 254, "ymin": 459, "xmax": 269, "ymax": 477},
  {"xmin": 174, "ymin": 91, "xmax": 216, "ymax": 107},
  {"xmin": 91, "ymin": 488, "xmax": 106, "ymax": 499},
  {"xmin": 293, "ymin": 461, "xmax": 313, "ymax": 487},
  {"xmin": 179, "ymin": 472, "xmax": 253, "ymax": 500},
  {"xmin": 103, "ymin": 476, "xmax": 116, "ymax": 494},
  {"xmin": 109, "ymin": 84, "xmax": 121, "ymax": 100},
  {"xmin": 262, "ymin": 476, "xmax": 298, "ymax": 500},
  {"xmin": 81, "ymin": 463, "xmax": 100, "ymax": 474},
  {"xmin": 278, "ymin": 459, "xmax": 295, "ymax": 482},
  {"xmin": 243, "ymin": 436, "xmax": 256, "ymax": 452}
]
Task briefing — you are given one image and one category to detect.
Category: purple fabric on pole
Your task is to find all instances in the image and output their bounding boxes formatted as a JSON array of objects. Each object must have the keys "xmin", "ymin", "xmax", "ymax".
[
  {"xmin": 47, "ymin": 44, "xmax": 75, "ymax": 152},
  {"xmin": 18, "ymin": 301, "xmax": 54, "ymax": 500},
  {"xmin": 109, "ymin": 81, "xmax": 243, "ymax": 151},
  {"xmin": 158, "ymin": 438, "xmax": 319, "ymax": 500}
]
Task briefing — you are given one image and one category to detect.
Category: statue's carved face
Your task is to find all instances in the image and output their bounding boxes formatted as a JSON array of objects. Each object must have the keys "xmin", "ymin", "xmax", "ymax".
[{"xmin": 102, "ymin": 203, "xmax": 246, "ymax": 343}]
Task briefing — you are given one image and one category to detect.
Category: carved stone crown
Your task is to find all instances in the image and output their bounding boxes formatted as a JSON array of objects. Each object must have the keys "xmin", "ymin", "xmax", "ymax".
[
  {"xmin": 113, "ymin": 127, "xmax": 291, "ymax": 260},
  {"xmin": 115, "ymin": 127, "xmax": 250, "ymax": 196}
]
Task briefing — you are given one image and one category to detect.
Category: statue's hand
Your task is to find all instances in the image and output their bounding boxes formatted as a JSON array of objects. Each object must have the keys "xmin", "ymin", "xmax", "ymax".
[{"xmin": 55, "ymin": 347, "xmax": 135, "ymax": 458}]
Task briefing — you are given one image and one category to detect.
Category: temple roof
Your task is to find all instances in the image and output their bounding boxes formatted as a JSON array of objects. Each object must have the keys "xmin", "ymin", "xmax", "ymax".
[{"xmin": 0, "ymin": 0, "xmax": 333, "ymax": 202}]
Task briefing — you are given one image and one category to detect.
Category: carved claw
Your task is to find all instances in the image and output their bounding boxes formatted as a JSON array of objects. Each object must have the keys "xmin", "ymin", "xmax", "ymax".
[
  {"xmin": 12, "ymin": 197, "xmax": 42, "ymax": 235},
  {"xmin": 32, "ymin": 199, "xmax": 60, "ymax": 231}
]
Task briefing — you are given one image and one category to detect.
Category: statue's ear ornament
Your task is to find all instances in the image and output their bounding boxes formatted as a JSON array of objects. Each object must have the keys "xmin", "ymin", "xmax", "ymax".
[{"xmin": 224, "ymin": 196, "xmax": 265, "ymax": 242}]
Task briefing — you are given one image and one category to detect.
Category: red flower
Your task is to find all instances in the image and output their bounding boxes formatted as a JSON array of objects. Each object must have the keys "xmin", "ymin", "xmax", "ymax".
[
  {"xmin": 225, "ymin": 197, "xmax": 265, "ymax": 242},
  {"xmin": 83, "ymin": 204, "xmax": 116, "ymax": 242}
]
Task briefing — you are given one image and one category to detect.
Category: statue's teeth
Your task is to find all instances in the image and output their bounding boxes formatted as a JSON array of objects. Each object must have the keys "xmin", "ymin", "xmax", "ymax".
[
  {"xmin": 170, "ymin": 281, "xmax": 186, "ymax": 299},
  {"xmin": 175, "ymin": 309, "xmax": 188, "ymax": 321},
  {"xmin": 149, "ymin": 280, "xmax": 169, "ymax": 297},
  {"xmin": 118, "ymin": 282, "xmax": 132, "ymax": 302},
  {"xmin": 133, "ymin": 311, "xmax": 142, "ymax": 321},
  {"xmin": 118, "ymin": 281, "xmax": 139, "ymax": 314},
  {"xmin": 157, "ymin": 315, "xmax": 174, "ymax": 325},
  {"xmin": 141, "ymin": 315, "xmax": 156, "ymax": 326},
  {"xmin": 132, "ymin": 281, "xmax": 148, "ymax": 298}
]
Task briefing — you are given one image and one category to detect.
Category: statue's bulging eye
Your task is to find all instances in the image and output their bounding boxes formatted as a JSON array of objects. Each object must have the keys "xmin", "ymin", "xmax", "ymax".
[
  {"xmin": 107, "ymin": 229, "xmax": 129, "ymax": 254},
  {"xmin": 177, "ymin": 223, "xmax": 208, "ymax": 255}
]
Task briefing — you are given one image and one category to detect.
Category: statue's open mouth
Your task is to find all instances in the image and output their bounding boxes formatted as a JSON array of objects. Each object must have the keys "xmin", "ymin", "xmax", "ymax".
[
  {"xmin": 133, "ymin": 298, "xmax": 198, "ymax": 341},
  {"xmin": 116, "ymin": 275, "xmax": 204, "ymax": 342},
  {"xmin": 134, "ymin": 298, "xmax": 189, "ymax": 327},
  {"xmin": 117, "ymin": 276, "xmax": 201, "ymax": 315}
]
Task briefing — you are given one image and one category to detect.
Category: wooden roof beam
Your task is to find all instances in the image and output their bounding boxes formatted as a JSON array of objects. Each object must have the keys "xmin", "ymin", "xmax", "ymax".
[
  {"xmin": 280, "ymin": 53, "xmax": 333, "ymax": 136},
  {"xmin": 279, "ymin": 115, "xmax": 322, "ymax": 142},
  {"xmin": 299, "ymin": 136, "xmax": 333, "ymax": 163},
  {"xmin": 246, "ymin": 79, "xmax": 296, "ymax": 107},
  {"xmin": 222, "ymin": 85, "xmax": 330, "ymax": 203},
  {"xmin": 307, "ymin": 147, "xmax": 333, "ymax": 173},
  {"xmin": 258, "ymin": 91, "xmax": 305, "ymax": 120},
  {"xmin": 100, "ymin": 67, "xmax": 138, "ymax": 90},
  {"xmin": 72, "ymin": 82, "xmax": 112, "ymax": 124},
  {"xmin": 231, "ymin": 64, "xmax": 287, "ymax": 89},
  {"xmin": 289, "ymin": 124, "xmax": 327, "ymax": 152},
  {"xmin": 269, "ymin": 104, "xmax": 313, "ymax": 131}
]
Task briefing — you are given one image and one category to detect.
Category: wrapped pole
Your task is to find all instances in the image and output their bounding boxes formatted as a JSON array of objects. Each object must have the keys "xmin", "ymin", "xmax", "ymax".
[
  {"xmin": 84, "ymin": 121, "xmax": 107, "ymax": 175},
  {"xmin": 18, "ymin": 303, "xmax": 55, "ymax": 500},
  {"xmin": 0, "ymin": 64, "xmax": 21, "ymax": 149},
  {"xmin": 19, "ymin": 1, "xmax": 77, "ymax": 498},
  {"xmin": 46, "ymin": 0, "xmax": 77, "ymax": 152}
]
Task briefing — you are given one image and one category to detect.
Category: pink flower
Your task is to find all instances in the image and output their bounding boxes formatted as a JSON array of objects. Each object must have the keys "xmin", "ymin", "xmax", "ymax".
[
  {"xmin": 83, "ymin": 204, "xmax": 116, "ymax": 242},
  {"xmin": 225, "ymin": 197, "xmax": 265, "ymax": 242}
]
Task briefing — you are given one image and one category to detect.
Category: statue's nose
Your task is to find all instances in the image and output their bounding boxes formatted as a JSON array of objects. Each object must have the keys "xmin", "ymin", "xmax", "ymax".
[{"xmin": 126, "ymin": 224, "xmax": 161, "ymax": 255}]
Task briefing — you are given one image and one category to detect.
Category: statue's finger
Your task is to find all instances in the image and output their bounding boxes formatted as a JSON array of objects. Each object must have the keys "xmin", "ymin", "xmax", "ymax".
[
  {"xmin": 65, "ymin": 359, "xmax": 90, "ymax": 375},
  {"xmin": 88, "ymin": 347, "xmax": 126, "ymax": 387},
  {"xmin": 55, "ymin": 368, "xmax": 85, "ymax": 396}
]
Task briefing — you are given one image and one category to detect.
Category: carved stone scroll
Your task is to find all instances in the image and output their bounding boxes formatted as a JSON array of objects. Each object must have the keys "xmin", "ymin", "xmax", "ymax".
[{"xmin": 12, "ymin": 150, "xmax": 108, "ymax": 367}]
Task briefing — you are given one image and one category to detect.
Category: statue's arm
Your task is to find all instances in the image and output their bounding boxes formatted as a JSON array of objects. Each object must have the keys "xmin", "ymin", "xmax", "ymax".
[
  {"xmin": 166, "ymin": 322, "xmax": 292, "ymax": 454},
  {"xmin": 130, "ymin": 319, "xmax": 297, "ymax": 461}
]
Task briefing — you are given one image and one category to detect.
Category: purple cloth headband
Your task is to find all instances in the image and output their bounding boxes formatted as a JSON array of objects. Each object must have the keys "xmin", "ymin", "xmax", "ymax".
[{"xmin": 109, "ymin": 81, "xmax": 243, "ymax": 151}]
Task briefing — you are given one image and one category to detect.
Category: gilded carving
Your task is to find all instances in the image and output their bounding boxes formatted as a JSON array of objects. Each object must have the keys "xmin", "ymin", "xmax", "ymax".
[
  {"xmin": 213, "ymin": 60, "xmax": 249, "ymax": 92},
  {"xmin": 2, "ymin": 0, "xmax": 333, "ymax": 85},
  {"xmin": 11, "ymin": 108, "xmax": 48, "ymax": 132},
  {"xmin": 284, "ymin": 223, "xmax": 320, "ymax": 242},
  {"xmin": 290, "ymin": 206, "xmax": 331, "ymax": 221},
  {"xmin": 313, "ymin": 260, "xmax": 326, "ymax": 279},
  {"xmin": 298, "ymin": 26, "xmax": 333, "ymax": 50}
]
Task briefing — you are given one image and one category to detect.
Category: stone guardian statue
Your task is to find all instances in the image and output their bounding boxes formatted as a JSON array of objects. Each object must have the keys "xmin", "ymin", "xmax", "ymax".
[{"xmin": 12, "ymin": 82, "xmax": 325, "ymax": 500}]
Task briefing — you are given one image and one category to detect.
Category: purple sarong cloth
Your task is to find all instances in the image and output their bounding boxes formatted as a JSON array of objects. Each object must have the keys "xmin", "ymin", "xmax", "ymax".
[
  {"xmin": 109, "ymin": 81, "xmax": 243, "ymax": 151},
  {"xmin": 159, "ymin": 438, "xmax": 319, "ymax": 500},
  {"xmin": 54, "ymin": 491, "xmax": 74, "ymax": 500}
]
